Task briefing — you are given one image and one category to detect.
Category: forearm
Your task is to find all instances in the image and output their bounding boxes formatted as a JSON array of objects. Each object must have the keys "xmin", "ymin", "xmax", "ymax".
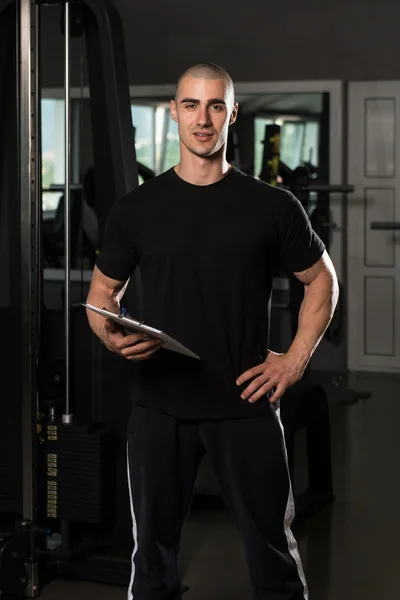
[
  {"xmin": 287, "ymin": 271, "xmax": 339, "ymax": 368},
  {"xmin": 86, "ymin": 285, "xmax": 121, "ymax": 340}
]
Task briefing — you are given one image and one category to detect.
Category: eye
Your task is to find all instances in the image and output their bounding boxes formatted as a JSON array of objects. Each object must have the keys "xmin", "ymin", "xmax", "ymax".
[
  {"xmin": 185, "ymin": 104, "xmax": 196, "ymax": 109},
  {"xmin": 211, "ymin": 105, "xmax": 224, "ymax": 111}
]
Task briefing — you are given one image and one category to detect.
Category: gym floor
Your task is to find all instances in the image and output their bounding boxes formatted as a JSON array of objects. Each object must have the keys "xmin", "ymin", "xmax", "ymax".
[{"xmin": 39, "ymin": 371, "xmax": 400, "ymax": 600}]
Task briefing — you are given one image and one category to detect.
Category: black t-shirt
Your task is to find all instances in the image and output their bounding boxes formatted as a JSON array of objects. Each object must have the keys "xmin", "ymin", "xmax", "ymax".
[{"xmin": 96, "ymin": 167, "xmax": 325, "ymax": 420}]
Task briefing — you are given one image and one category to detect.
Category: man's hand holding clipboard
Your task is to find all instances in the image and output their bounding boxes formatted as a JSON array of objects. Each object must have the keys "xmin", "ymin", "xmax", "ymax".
[
  {"xmin": 103, "ymin": 315, "xmax": 164, "ymax": 362},
  {"xmin": 84, "ymin": 303, "xmax": 200, "ymax": 361}
]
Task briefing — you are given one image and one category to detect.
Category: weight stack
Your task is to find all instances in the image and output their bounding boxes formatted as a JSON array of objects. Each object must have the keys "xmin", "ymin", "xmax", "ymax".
[
  {"xmin": 38, "ymin": 421, "xmax": 114, "ymax": 525},
  {"xmin": 0, "ymin": 419, "xmax": 22, "ymax": 515}
]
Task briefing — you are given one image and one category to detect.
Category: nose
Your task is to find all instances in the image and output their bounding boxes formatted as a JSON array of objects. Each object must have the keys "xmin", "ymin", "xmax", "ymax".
[{"xmin": 197, "ymin": 105, "xmax": 211, "ymax": 127}]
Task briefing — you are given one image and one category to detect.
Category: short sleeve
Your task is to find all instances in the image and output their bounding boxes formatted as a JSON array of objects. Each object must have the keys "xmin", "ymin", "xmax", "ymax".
[
  {"xmin": 276, "ymin": 192, "xmax": 325, "ymax": 273},
  {"xmin": 96, "ymin": 195, "xmax": 139, "ymax": 281}
]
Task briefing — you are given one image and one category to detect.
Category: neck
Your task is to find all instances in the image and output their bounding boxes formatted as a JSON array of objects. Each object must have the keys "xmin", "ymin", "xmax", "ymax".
[{"xmin": 175, "ymin": 145, "xmax": 231, "ymax": 186}]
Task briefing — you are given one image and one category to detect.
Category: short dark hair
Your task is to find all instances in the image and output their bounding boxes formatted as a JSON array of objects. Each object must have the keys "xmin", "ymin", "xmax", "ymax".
[{"xmin": 175, "ymin": 62, "xmax": 234, "ymax": 101}]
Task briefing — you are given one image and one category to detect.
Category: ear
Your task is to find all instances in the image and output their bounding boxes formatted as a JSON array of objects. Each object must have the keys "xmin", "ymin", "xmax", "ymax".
[
  {"xmin": 229, "ymin": 102, "xmax": 239, "ymax": 126},
  {"xmin": 170, "ymin": 100, "xmax": 178, "ymax": 123}
]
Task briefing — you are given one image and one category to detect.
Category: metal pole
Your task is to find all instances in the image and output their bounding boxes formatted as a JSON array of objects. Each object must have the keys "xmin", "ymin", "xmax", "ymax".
[
  {"xmin": 20, "ymin": 0, "xmax": 39, "ymax": 525},
  {"xmin": 63, "ymin": 0, "xmax": 73, "ymax": 424},
  {"xmin": 35, "ymin": 0, "xmax": 42, "ymax": 415},
  {"xmin": 281, "ymin": 183, "xmax": 355, "ymax": 194},
  {"xmin": 19, "ymin": 1, "xmax": 41, "ymax": 591},
  {"xmin": 303, "ymin": 184, "xmax": 355, "ymax": 194}
]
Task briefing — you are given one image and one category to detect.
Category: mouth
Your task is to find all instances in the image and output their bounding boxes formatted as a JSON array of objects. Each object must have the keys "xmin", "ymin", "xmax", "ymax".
[{"xmin": 193, "ymin": 132, "xmax": 214, "ymax": 142}]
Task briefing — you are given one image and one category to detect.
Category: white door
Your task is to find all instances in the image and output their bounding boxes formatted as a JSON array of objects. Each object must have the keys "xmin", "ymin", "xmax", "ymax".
[{"xmin": 348, "ymin": 82, "xmax": 400, "ymax": 373}]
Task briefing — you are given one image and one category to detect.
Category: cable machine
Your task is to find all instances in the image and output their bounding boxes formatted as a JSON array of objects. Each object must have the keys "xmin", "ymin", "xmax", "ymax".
[{"xmin": 0, "ymin": 0, "xmax": 141, "ymax": 596}]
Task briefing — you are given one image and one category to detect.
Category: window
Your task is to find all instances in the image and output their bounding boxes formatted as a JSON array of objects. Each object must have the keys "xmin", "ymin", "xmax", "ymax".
[
  {"xmin": 280, "ymin": 122, "xmax": 306, "ymax": 171},
  {"xmin": 42, "ymin": 99, "xmax": 65, "ymax": 217},
  {"xmin": 131, "ymin": 104, "xmax": 180, "ymax": 178},
  {"xmin": 41, "ymin": 98, "xmax": 80, "ymax": 219},
  {"xmin": 42, "ymin": 99, "xmax": 65, "ymax": 186},
  {"xmin": 131, "ymin": 105, "xmax": 155, "ymax": 171},
  {"xmin": 281, "ymin": 121, "xmax": 319, "ymax": 170},
  {"xmin": 161, "ymin": 113, "xmax": 180, "ymax": 172},
  {"xmin": 302, "ymin": 122, "xmax": 319, "ymax": 166}
]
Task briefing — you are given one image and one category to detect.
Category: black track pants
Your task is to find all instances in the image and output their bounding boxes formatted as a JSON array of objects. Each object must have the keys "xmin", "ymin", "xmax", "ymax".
[{"xmin": 126, "ymin": 403, "xmax": 307, "ymax": 600}]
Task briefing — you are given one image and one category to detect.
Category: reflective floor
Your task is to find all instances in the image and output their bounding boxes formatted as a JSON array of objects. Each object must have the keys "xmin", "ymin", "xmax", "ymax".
[{"xmin": 39, "ymin": 371, "xmax": 400, "ymax": 600}]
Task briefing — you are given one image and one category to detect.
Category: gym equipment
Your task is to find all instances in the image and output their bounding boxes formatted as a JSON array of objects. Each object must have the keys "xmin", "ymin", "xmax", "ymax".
[
  {"xmin": 259, "ymin": 124, "xmax": 281, "ymax": 186},
  {"xmin": 0, "ymin": 0, "xmax": 141, "ymax": 595},
  {"xmin": 0, "ymin": 0, "xmax": 20, "ymax": 524},
  {"xmin": 138, "ymin": 161, "xmax": 156, "ymax": 182},
  {"xmin": 258, "ymin": 123, "xmax": 355, "ymax": 250},
  {"xmin": 226, "ymin": 130, "xmax": 241, "ymax": 168},
  {"xmin": 43, "ymin": 159, "xmax": 154, "ymax": 269},
  {"xmin": 281, "ymin": 382, "xmax": 334, "ymax": 526},
  {"xmin": 288, "ymin": 166, "xmax": 354, "ymax": 251},
  {"xmin": 43, "ymin": 189, "xmax": 84, "ymax": 268}
]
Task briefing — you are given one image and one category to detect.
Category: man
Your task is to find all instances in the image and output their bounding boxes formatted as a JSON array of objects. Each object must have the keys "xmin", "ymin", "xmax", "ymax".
[{"xmin": 86, "ymin": 63, "xmax": 339, "ymax": 600}]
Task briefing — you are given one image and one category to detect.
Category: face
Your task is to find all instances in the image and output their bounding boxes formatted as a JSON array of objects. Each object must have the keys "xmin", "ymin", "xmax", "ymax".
[{"xmin": 170, "ymin": 76, "xmax": 238, "ymax": 159}]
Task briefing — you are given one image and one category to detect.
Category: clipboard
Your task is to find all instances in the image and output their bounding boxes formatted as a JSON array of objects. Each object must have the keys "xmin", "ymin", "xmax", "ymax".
[{"xmin": 83, "ymin": 303, "xmax": 200, "ymax": 360}]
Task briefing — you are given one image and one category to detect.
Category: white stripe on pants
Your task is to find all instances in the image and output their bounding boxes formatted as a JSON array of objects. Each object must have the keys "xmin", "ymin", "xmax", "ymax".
[
  {"xmin": 127, "ymin": 441, "xmax": 139, "ymax": 600},
  {"xmin": 271, "ymin": 401, "xmax": 308, "ymax": 599}
]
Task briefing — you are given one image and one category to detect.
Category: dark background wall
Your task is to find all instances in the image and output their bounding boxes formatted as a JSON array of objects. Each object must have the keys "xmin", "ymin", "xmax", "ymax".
[{"xmin": 40, "ymin": 0, "xmax": 400, "ymax": 88}]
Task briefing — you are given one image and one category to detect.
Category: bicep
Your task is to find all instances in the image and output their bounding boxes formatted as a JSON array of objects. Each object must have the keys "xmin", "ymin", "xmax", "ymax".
[
  {"xmin": 95, "ymin": 194, "xmax": 139, "ymax": 281},
  {"xmin": 277, "ymin": 192, "xmax": 325, "ymax": 273},
  {"xmin": 89, "ymin": 265, "xmax": 128, "ymax": 298},
  {"xmin": 293, "ymin": 250, "xmax": 337, "ymax": 286}
]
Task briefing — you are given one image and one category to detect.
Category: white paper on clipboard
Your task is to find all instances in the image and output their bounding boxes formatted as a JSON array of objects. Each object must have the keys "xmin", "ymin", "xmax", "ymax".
[{"xmin": 83, "ymin": 303, "xmax": 200, "ymax": 360}]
